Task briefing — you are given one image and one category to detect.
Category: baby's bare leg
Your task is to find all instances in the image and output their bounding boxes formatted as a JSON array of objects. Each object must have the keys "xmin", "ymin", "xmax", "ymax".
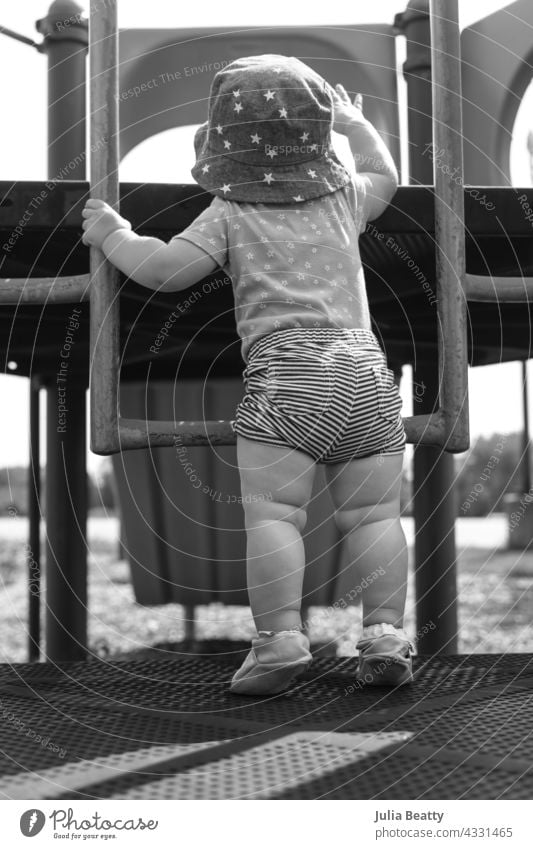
[
  {"xmin": 325, "ymin": 453, "xmax": 407, "ymax": 627},
  {"xmin": 236, "ymin": 434, "xmax": 316, "ymax": 633}
]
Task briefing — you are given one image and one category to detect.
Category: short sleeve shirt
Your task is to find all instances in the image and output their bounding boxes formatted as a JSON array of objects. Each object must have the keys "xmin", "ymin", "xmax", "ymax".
[{"xmin": 172, "ymin": 175, "xmax": 373, "ymax": 363}]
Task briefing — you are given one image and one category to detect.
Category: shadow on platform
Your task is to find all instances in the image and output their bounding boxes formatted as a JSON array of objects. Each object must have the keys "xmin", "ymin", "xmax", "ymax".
[{"xmin": 0, "ymin": 653, "xmax": 532, "ymax": 799}]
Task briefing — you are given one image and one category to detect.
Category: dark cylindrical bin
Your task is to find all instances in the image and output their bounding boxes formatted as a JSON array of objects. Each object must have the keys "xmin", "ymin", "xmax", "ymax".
[{"xmin": 113, "ymin": 379, "xmax": 353, "ymax": 610}]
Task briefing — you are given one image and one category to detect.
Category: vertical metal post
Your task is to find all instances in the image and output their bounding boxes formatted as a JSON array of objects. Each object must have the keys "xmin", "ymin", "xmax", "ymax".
[
  {"xmin": 522, "ymin": 361, "xmax": 531, "ymax": 494},
  {"xmin": 37, "ymin": 0, "xmax": 89, "ymax": 662},
  {"xmin": 398, "ymin": 0, "xmax": 461, "ymax": 653},
  {"xmin": 45, "ymin": 387, "xmax": 88, "ymax": 661},
  {"xmin": 394, "ymin": 0, "xmax": 433, "ymax": 183},
  {"xmin": 28, "ymin": 377, "xmax": 41, "ymax": 662},
  {"xmin": 36, "ymin": 2, "xmax": 89, "ymax": 177},
  {"xmin": 431, "ymin": 0, "xmax": 468, "ymax": 450},
  {"xmin": 89, "ymin": 0, "xmax": 121, "ymax": 455},
  {"xmin": 412, "ymin": 367, "xmax": 459, "ymax": 653}
]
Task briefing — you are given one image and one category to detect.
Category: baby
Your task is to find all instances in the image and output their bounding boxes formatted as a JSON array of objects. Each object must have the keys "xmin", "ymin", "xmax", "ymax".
[{"xmin": 82, "ymin": 54, "xmax": 413, "ymax": 695}]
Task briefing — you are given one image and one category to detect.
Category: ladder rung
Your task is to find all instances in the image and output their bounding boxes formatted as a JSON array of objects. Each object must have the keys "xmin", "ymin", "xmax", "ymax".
[
  {"xmin": 0, "ymin": 275, "xmax": 90, "ymax": 304},
  {"xmin": 110, "ymin": 413, "xmax": 445, "ymax": 454},
  {"xmin": 465, "ymin": 274, "xmax": 533, "ymax": 302},
  {"xmin": 118, "ymin": 417, "xmax": 236, "ymax": 452}
]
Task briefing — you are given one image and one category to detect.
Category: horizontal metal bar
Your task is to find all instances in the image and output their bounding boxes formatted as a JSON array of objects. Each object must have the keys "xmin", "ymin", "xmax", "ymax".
[
  {"xmin": 117, "ymin": 417, "xmax": 236, "ymax": 452},
  {"xmin": 0, "ymin": 24, "xmax": 42, "ymax": 50},
  {"xmin": 465, "ymin": 274, "xmax": 533, "ymax": 302},
  {"xmin": 0, "ymin": 275, "xmax": 90, "ymax": 304},
  {"xmin": 406, "ymin": 411, "xmax": 447, "ymax": 448},
  {"xmin": 109, "ymin": 412, "xmax": 446, "ymax": 455}
]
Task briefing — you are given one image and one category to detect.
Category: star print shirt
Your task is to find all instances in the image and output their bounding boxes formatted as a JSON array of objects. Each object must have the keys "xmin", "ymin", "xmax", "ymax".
[{"xmin": 171, "ymin": 176, "xmax": 373, "ymax": 363}]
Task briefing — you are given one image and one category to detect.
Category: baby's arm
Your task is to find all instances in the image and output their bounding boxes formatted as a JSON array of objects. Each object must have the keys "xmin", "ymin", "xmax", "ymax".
[
  {"xmin": 332, "ymin": 84, "xmax": 399, "ymax": 221},
  {"xmin": 102, "ymin": 228, "xmax": 218, "ymax": 292},
  {"xmin": 81, "ymin": 199, "xmax": 218, "ymax": 292}
]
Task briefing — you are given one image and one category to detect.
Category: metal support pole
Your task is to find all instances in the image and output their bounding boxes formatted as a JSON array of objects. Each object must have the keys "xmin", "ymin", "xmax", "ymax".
[
  {"xmin": 522, "ymin": 361, "xmax": 531, "ymax": 494},
  {"xmin": 45, "ymin": 385, "xmax": 88, "ymax": 661},
  {"xmin": 36, "ymin": 2, "xmax": 88, "ymax": 177},
  {"xmin": 394, "ymin": 0, "xmax": 433, "ymax": 185},
  {"xmin": 28, "ymin": 377, "xmax": 41, "ymax": 662},
  {"xmin": 37, "ymin": 0, "xmax": 89, "ymax": 662},
  {"xmin": 431, "ymin": 0, "xmax": 468, "ymax": 451},
  {"xmin": 89, "ymin": 0, "xmax": 121, "ymax": 455},
  {"xmin": 397, "ymin": 0, "xmax": 460, "ymax": 653},
  {"xmin": 412, "ymin": 362, "xmax": 459, "ymax": 652}
]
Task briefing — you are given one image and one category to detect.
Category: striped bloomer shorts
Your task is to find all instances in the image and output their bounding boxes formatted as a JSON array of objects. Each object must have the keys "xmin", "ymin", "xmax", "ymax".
[{"xmin": 232, "ymin": 327, "xmax": 406, "ymax": 464}]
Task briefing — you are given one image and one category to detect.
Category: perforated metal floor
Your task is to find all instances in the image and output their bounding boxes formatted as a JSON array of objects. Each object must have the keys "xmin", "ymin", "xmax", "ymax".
[{"xmin": 0, "ymin": 653, "xmax": 532, "ymax": 799}]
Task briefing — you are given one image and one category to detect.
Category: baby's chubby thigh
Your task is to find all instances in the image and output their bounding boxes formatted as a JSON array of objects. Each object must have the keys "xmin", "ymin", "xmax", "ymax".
[
  {"xmin": 234, "ymin": 337, "xmax": 340, "ymax": 529},
  {"xmin": 235, "ymin": 434, "xmax": 317, "ymax": 534}
]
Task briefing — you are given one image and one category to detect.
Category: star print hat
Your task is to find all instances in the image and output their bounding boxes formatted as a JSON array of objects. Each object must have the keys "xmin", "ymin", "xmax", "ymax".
[{"xmin": 191, "ymin": 54, "xmax": 351, "ymax": 203}]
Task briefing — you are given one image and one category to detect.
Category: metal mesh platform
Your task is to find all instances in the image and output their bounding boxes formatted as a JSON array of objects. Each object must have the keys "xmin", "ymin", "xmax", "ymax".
[{"xmin": 0, "ymin": 654, "xmax": 532, "ymax": 799}]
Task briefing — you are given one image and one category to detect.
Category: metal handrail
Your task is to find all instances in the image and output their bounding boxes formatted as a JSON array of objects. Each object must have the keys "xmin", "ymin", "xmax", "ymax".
[
  {"xmin": 0, "ymin": 275, "xmax": 89, "ymax": 304},
  {"xmin": 113, "ymin": 412, "xmax": 445, "ymax": 454},
  {"xmin": 465, "ymin": 274, "xmax": 533, "ymax": 302}
]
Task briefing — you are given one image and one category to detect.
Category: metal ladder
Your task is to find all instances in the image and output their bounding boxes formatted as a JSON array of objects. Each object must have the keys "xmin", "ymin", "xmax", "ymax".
[
  {"xmin": 88, "ymin": 0, "xmax": 470, "ymax": 456},
  {"xmin": 3, "ymin": 0, "xmax": 530, "ymax": 449}
]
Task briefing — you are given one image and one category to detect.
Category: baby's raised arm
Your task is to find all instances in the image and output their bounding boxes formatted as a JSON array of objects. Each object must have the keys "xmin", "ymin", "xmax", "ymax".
[{"xmin": 332, "ymin": 84, "xmax": 399, "ymax": 221}]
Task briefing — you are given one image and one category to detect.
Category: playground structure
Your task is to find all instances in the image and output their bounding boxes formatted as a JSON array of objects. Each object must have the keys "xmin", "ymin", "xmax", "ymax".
[
  {"xmin": 1, "ymin": 0, "xmax": 533, "ymax": 661},
  {"xmin": 0, "ymin": 0, "xmax": 533, "ymax": 800}
]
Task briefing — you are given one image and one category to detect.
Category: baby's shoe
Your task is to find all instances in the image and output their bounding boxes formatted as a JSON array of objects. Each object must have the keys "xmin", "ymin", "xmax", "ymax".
[
  {"xmin": 355, "ymin": 623, "xmax": 414, "ymax": 686},
  {"xmin": 230, "ymin": 629, "xmax": 312, "ymax": 696}
]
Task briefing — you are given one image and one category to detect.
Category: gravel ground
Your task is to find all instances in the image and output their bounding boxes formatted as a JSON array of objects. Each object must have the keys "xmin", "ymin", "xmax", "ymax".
[{"xmin": 1, "ymin": 520, "xmax": 532, "ymax": 662}]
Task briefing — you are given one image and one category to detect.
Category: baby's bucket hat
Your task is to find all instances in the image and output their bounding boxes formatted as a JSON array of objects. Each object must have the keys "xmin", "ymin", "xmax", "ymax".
[{"xmin": 191, "ymin": 53, "xmax": 351, "ymax": 203}]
